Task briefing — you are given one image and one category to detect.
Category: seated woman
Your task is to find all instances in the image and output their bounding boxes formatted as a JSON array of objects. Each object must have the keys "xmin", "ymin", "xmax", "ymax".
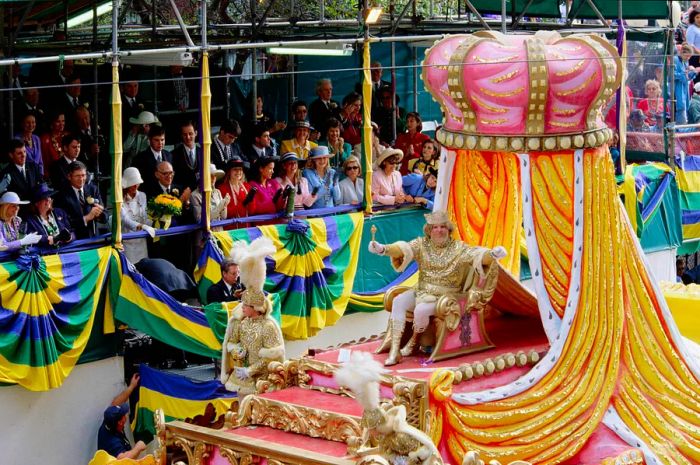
[
  {"xmin": 217, "ymin": 157, "xmax": 251, "ymax": 226},
  {"xmin": 25, "ymin": 184, "xmax": 74, "ymax": 247},
  {"xmin": 371, "ymin": 147, "xmax": 412, "ymax": 206},
  {"xmin": 120, "ymin": 167, "xmax": 155, "ymax": 264},
  {"xmin": 0, "ymin": 192, "xmax": 40, "ymax": 251},
  {"xmin": 338, "ymin": 156, "xmax": 364, "ymax": 206},
  {"xmin": 15, "ymin": 111, "xmax": 44, "ymax": 176},
  {"xmin": 636, "ymin": 79, "xmax": 665, "ymax": 126},
  {"xmin": 40, "ymin": 111, "xmax": 67, "ymax": 179},
  {"xmin": 394, "ymin": 112, "xmax": 430, "ymax": 175},
  {"xmin": 402, "ymin": 167, "xmax": 438, "ymax": 210},
  {"xmin": 409, "ymin": 139, "xmax": 440, "ymax": 175},
  {"xmin": 338, "ymin": 92, "xmax": 362, "ymax": 148},
  {"xmin": 302, "ymin": 146, "xmax": 341, "ymax": 209},
  {"xmin": 274, "ymin": 152, "xmax": 316, "ymax": 210},
  {"xmin": 246, "ymin": 156, "xmax": 285, "ymax": 217},
  {"xmin": 280, "ymin": 121, "xmax": 317, "ymax": 160},
  {"xmin": 318, "ymin": 118, "xmax": 352, "ymax": 168},
  {"xmin": 192, "ymin": 163, "xmax": 229, "ymax": 225}
]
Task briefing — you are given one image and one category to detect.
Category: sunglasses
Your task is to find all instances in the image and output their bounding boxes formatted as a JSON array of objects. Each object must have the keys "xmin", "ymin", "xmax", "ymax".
[{"xmin": 346, "ymin": 166, "xmax": 360, "ymax": 171}]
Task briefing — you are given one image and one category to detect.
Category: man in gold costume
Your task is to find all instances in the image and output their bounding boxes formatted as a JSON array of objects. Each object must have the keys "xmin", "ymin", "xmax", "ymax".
[
  {"xmin": 220, "ymin": 237, "xmax": 285, "ymax": 395},
  {"xmin": 368, "ymin": 211, "xmax": 506, "ymax": 366}
]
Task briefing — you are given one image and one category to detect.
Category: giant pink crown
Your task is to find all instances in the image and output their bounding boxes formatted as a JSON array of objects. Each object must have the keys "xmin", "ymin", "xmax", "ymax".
[{"xmin": 422, "ymin": 31, "xmax": 622, "ymax": 152}]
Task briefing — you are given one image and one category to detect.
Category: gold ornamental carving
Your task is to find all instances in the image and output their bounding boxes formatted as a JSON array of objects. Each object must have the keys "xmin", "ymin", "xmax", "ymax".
[
  {"xmin": 173, "ymin": 437, "xmax": 210, "ymax": 465},
  {"xmin": 153, "ymin": 409, "xmax": 168, "ymax": 465},
  {"xmin": 218, "ymin": 447, "xmax": 254, "ymax": 465}
]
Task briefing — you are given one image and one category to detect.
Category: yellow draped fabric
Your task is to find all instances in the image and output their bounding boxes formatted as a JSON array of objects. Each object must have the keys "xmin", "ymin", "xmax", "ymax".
[
  {"xmin": 447, "ymin": 150, "xmax": 522, "ymax": 276},
  {"xmin": 431, "ymin": 147, "xmax": 700, "ymax": 465},
  {"xmin": 661, "ymin": 282, "xmax": 700, "ymax": 345}
]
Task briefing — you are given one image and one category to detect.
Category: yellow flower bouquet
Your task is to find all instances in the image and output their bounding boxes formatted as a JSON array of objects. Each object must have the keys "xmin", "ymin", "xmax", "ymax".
[{"xmin": 147, "ymin": 194, "xmax": 182, "ymax": 234}]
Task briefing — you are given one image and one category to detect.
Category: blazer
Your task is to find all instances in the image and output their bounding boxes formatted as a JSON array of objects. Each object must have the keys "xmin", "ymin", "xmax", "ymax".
[
  {"xmin": 53, "ymin": 183, "xmax": 103, "ymax": 239},
  {"xmin": 210, "ymin": 139, "xmax": 243, "ymax": 171},
  {"xmin": 131, "ymin": 148, "xmax": 173, "ymax": 195},
  {"xmin": 25, "ymin": 208, "xmax": 74, "ymax": 246},
  {"xmin": 144, "ymin": 182, "xmax": 194, "ymax": 225},
  {"xmin": 0, "ymin": 161, "xmax": 42, "ymax": 202},
  {"xmin": 243, "ymin": 144, "xmax": 274, "ymax": 168},
  {"xmin": 49, "ymin": 157, "xmax": 74, "ymax": 191},
  {"xmin": 171, "ymin": 143, "xmax": 199, "ymax": 191},
  {"xmin": 206, "ymin": 279, "xmax": 243, "ymax": 305},
  {"xmin": 309, "ymin": 98, "xmax": 341, "ymax": 137}
]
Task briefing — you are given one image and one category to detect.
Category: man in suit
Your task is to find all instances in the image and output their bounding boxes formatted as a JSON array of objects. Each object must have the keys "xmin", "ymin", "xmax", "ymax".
[
  {"xmin": 56, "ymin": 74, "xmax": 83, "ymax": 129},
  {"xmin": 132, "ymin": 125, "xmax": 173, "ymax": 194},
  {"xmin": 309, "ymin": 78, "xmax": 340, "ymax": 137},
  {"xmin": 74, "ymin": 105, "xmax": 104, "ymax": 174},
  {"xmin": 211, "ymin": 119, "xmax": 243, "ymax": 170},
  {"xmin": 206, "ymin": 258, "xmax": 244, "ymax": 304},
  {"xmin": 14, "ymin": 87, "xmax": 47, "ymax": 132},
  {"xmin": 0, "ymin": 139, "xmax": 42, "ymax": 210},
  {"xmin": 243, "ymin": 125, "xmax": 275, "ymax": 167},
  {"xmin": 50, "ymin": 134, "xmax": 82, "ymax": 190},
  {"xmin": 171, "ymin": 120, "xmax": 199, "ymax": 191},
  {"xmin": 145, "ymin": 161, "xmax": 194, "ymax": 226},
  {"xmin": 121, "ymin": 77, "xmax": 144, "ymax": 132},
  {"xmin": 53, "ymin": 161, "xmax": 104, "ymax": 239},
  {"xmin": 355, "ymin": 61, "xmax": 391, "ymax": 115}
]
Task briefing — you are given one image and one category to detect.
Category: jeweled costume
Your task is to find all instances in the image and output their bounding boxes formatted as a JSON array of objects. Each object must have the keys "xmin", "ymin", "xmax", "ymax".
[
  {"xmin": 373, "ymin": 211, "xmax": 501, "ymax": 366},
  {"xmin": 221, "ymin": 237, "xmax": 285, "ymax": 395}
]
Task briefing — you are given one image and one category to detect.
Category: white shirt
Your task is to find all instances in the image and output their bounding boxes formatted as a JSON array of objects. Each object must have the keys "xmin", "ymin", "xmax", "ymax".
[{"xmin": 151, "ymin": 149, "xmax": 163, "ymax": 162}]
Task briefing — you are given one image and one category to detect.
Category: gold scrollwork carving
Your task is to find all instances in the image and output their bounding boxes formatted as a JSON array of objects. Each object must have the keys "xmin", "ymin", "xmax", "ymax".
[
  {"xmin": 218, "ymin": 447, "xmax": 254, "ymax": 465},
  {"xmin": 153, "ymin": 409, "xmax": 167, "ymax": 465}
]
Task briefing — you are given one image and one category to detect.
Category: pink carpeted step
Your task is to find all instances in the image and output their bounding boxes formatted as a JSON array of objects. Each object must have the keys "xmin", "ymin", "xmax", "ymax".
[
  {"xmin": 258, "ymin": 386, "xmax": 363, "ymax": 417},
  {"xmin": 225, "ymin": 425, "xmax": 351, "ymax": 457}
]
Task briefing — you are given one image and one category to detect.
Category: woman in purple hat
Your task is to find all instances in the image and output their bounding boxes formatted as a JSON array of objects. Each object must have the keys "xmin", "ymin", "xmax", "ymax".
[{"xmin": 25, "ymin": 184, "xmax": 74, "ymax": 247}]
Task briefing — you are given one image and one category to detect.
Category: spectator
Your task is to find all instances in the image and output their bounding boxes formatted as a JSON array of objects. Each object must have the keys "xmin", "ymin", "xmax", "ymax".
[
  {"xmin": 206, "ymin": 258, "xmax": 243, "ymax": 304},
  {"xmin": 171, "ymin": 120, "xmax": 199, "ymax": 191},
  {"xmin": 402, "ymin": 168, "xmax": 438, "ymax": 210},
  {"xmin": 246, "ymin": 156, "xmax": 285, "ymax": 216},
  {"xmin": 15, "ymin": 111, "xmax": 44, "ymax": 176},
  {"xmin": 191, "ymin": 163, "xmax": 229, "ymax": 224},
  {"xmin": 0, "ymin": 139, "xmax": 42, "ymax": 207},
  {"xmin": 394, "ymin": 112, "xmax": 430, "ymax": 175},
  {"xmin": 167, "ymin": 65, "xmax": 190, "ymax": 113},
  {"xmin": 54, "ymin": 161, "xmax": 105, "ymax": 239},
  {"xmin": 74, "ymin": 105, "xmax": 103, "ymax": 173},
  {"xmin": 146, "ymin": 161, "xmax": 192, "ymax": 208},
  {"xmin": 97, "ymin": 373, "xmax": 147, "ymax": 460},
  {"xmin": 132, "ymin": 125, "xmax": 173, "ymax": 195},
  {"xmin": 14, "ymin": 87, "xmax": 46, "ymax": 132},
  {"xmin": 283, "ymin": 100, "xmax": 320, "ymax": 142},
  {"xmin": 636, "ymin": 80, "xmax": 664, "ymax": 126},
  {"xmin": 275, "ymin": 152, "xmax": 315, "ymax": 210},
  {"xmin": 371, "ymin": 147, "xmax": 411, "ymax": 206},
  {"xmin": 673, "ymin": 44, "xmax": 696, "ymax": 124},
  {"xmin": 50, "ymin": 134, "xmax": 82, "ymax": 191},
  {"xmin": 338, "ymin": 92, "xmax": 363, "ymax": 147},
  {"xmin": 302, "ymin": 146, "xmax": 341, "ymax": 209},
  {"xmin": 242, "ymin": 95, "xmax": 286, "ymax": 145},
  {"xmin": 338, "ymin": 156, "xmax": 364, "ymax": 206},
  {"xmin": 374, "ymin": 86, "xmax": 406, "ymax": 145},
  {"xmin": 309, "ymin": 78, "xmax": 340, "ymax": 136},
  {"xmin": 686, "ymin": 8, "xmax": 700, "ymax": 77},
  {"xmin": 120, "ymin": 167, "xmax": 155, "ymax": 264},
  {"xmin": 0, "ymin": 192, "xmax": 41, "ymax": 251},
  {"xmin": 217, "ymin": 157, "xmax": 250, "ymax": 223},
  {"xmin": 356, "ymin": 61, "xmax": 391, "ymax": 113},
  {"xmin": 121, "ymin": 77, "xmax": 144, "ymax": 131},
  {"xmin": 58, "ymin": 74, "xmax": 82, "ymax": 127},
  {"xmin": 280, "ymin": 121, "xmax": 317, "ymax": 160},
  {"xmin": 409, "ymin": 139, "xmax": 440, "ymax": 175},
  {"xmin": 627, "ymin": 109, "xmax": 653, "ymax": 133},
  {"xmin": 319, "ymin": 118, "xmax": 352, "ymax": 168},
  {"xmin": 40, "ymin": 111, "xmax": 68, "ymax": 178},
  {"xmin": 124, "ymin": 111, "xmax": 159, "ymax": 170},
  {"xmin": 211, "ymin": 119, "xmax": 243, "ymax": 170},
  {"xmin": 25, "ymin": 183, "xmax": 74, "ymax": 248},
  {"xmin": 690, "ymin": 82, "xmax": 700, "ymax": 124},
  {"xmin": 244, "ymin": 124, "xmax": 275, "ymax": 166}
]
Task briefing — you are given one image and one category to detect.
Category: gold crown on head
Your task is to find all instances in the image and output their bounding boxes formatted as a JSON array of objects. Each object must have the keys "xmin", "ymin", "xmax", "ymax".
[
  {"xmin": 424, "ymin": 210, "xmax": 452, "ymax": 225},
  {"xmin": 241, "ymin": 288, "xmax": 267, "ymax": 311}
]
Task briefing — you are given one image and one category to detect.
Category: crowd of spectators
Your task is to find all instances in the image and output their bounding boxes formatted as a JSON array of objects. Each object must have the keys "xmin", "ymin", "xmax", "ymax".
[{"xmin": 0, "ymin": 60, "xmax": 440, "ymax": 280}]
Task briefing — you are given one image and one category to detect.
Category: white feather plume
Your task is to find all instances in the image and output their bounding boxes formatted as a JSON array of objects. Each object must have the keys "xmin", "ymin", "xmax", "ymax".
[
  {"xmin": 230, "ymin": 236, "xmax": 276, "ymax": 292},
  {"xmin": 334, "ymin": 351, "xmax": 386, "ymax": 411}
]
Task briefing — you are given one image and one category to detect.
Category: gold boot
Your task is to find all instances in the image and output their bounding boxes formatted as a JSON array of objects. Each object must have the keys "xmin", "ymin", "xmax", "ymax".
[
  {"xmin": 385, "ymin": 320, "xmax": 405, "ymax": 366},
  {"xmin": 400, "ymin": 331, "xmax": 420, "ymax": 357},
  {"xmin": 374, "ymin": 321, "xmax": 392, "ymax": 354}
]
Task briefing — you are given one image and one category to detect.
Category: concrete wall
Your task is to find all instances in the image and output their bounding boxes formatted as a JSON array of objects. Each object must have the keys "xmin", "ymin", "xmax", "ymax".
[{"xmin": 0, "ymin": 357, "xmax": 125, "ymax": 465}]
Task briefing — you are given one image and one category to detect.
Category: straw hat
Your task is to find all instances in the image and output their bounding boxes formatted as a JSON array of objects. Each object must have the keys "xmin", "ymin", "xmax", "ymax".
[
  {"xmin": 128, "ymin": 111, "xmax": 160, "ymax": 126},
  {"xmin": 209, "ymin": 163, "xmax": 225, "ymax": 180},
  {"xmin": 373, "ymin": 147, "xmax": 403, "ymax": 171},
  {"xmin": 293, "ymin": 120, "xmax": 313, "ymax": 131},
  {"xmin": 0, "ymin": 192, "xmax": 29, "ymax": 205},
  {"xmin": 122, "ymin": 167, "xmax": 144, "ymax": 188}
]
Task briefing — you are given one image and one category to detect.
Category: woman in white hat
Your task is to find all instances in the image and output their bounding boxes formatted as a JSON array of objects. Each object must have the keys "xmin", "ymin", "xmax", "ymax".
[
  {"xmin": 191, "ymin": 164, "xmax": 230, "ymax": 224},
  {"xmin": 371, "ymin": 147, "xmax": 413, "ymax": 206},
  {"xmin": 302, "ymin": 146, "xmax": 341, "ymax": 209},
  {"xmin": 123, "ymin": 111, "xmax": 160, "ymax": 168},
  {"xmin": 0, "ymin": 192, "xmax": 41, "ymax": 251},
  {"xmin": 120, "ymin": 167, "xmax": 155, "ymax": 264}
]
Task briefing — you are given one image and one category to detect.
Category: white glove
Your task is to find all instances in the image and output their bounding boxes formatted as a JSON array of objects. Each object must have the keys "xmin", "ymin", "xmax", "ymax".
[
  {"xmin": 221, "ymin": 194, "xmax": 231, "ymax": 207},
  {"xmin": 368, "ymin": 241, "xmax": 385, "ymax": 255},
  {"xmin": 20, "ymin": 232, "xmax": 42, "ymax": 246},
  {"xmin": 142, "ymin": 225, "xmax": 156, "ymax": 238},
  {"xmin": 490, "ymin": 246, "xmax": 507, "ymax": 260},
  {"xmin": 234, "ymin": 367, "xmax": 250, "ymax": 380}
]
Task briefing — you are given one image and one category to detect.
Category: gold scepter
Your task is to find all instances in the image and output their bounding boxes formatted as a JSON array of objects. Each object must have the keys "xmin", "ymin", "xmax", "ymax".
[{"xmin": 370, "ymin": 224, "xmax": 377, "ymax": 243}]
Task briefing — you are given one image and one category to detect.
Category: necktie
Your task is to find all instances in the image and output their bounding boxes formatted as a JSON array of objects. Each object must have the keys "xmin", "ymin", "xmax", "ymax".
[
  {"xmin": 155, "ymin": 152, "xmax": 162, "ymax": 163},
  {"xmin": 73, "ymin": 97, "xmax": 79, "ymax": 108},
  {"xmin": 20, "ymin": 167, "xmax": 26, "ymax": 180},
  {"xmin": 188, "ymin": 149, "xmax": 195, "ymax": 166},
  {"xmin": 78, "ymin": 189, "xmax": 85, "ymax": 206}
]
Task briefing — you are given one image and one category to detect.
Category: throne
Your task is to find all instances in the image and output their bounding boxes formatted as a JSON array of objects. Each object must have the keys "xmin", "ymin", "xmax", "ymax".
[{"xmin": 375, "ymin": 262, "xmax": 498, "ymax": 362}]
